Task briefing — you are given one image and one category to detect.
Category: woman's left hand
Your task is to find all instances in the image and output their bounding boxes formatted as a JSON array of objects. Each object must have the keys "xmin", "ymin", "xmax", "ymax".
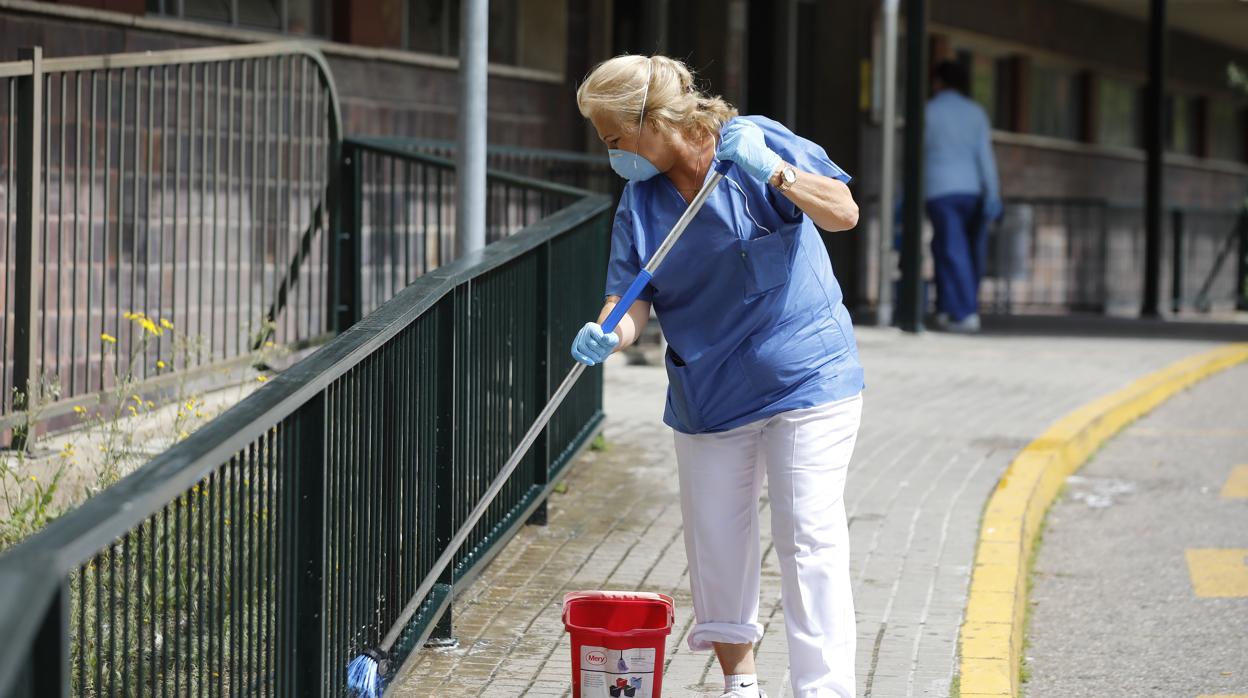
[{"xmin": 716, "ymin": 119, "xmax": 782, "ymax": 184}]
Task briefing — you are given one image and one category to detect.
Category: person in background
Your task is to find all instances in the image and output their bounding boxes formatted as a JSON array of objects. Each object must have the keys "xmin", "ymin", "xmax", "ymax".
[{"xmin": 923, "ymin": 60, "xmax": 1002, "ymax": 333}]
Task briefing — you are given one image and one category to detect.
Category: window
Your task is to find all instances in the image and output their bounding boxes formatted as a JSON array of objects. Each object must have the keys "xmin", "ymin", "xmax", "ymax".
[
  {"xmin": 148, "ymin": 0, "xmax": 329, "ymax": 36},
  {"xmin": 1165, "ymin": 93, "xmax": 1200, "ymax": 156},
  {"xmin": 951, "ymin": 45, "xmax": 1015, "ymax": 131},
  {"xmin": 1209, "ymin": 99, "xmax": 1246, "ymax": 162},
  {"xmin": 407, "ymin": 0, "xmax": 567, "ymax": 72},
  {"xmin": 1029, "ymin": 62, "xmax": 1083, "ymax": 140},
  {"xmin": 1097, "ymin": 76, "xmax": 1142, "ymax": 148}
]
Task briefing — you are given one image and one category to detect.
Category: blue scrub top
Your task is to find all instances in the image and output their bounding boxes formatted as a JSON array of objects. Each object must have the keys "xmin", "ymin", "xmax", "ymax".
[{"xmin": 605, "ymin": 115, "xmax": 865, "ymax": 435}]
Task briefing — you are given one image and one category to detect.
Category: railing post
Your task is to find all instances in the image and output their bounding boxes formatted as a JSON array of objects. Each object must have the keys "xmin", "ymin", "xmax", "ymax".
[
  {"xmin": 527, "ymin": 242, "xmax": 552, "ymax": 527},
  {"xmin": 1237, "ymin": 206, "xmax": 1248, "ymax": 312},
  {"xmin": 1170, "ymin": 208, "xmax": 1184, "ymax": 314},
  {"xmin": 427, "ymin": 293, "xmax": 459, "ymax": 647},
  {"xmin": 29, "ymin": 580, "xmax": 69, "ymax": 698},
  {"xmin": 288, "ymin": 393, "xmax": 326, "ymax": 696},
  {"xmin": 11, "ymin": 46, "xmax": 43, "ymax": 446},
  {"xmin": 335, "ymin": 143, "xmax": 363, "ymax": 331}
]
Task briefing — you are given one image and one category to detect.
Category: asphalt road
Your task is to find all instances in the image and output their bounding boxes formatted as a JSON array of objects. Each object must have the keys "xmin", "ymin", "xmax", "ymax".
[{"xmin": 1026, "ymin": 364, "xmax": 1248, "ymax": 697}]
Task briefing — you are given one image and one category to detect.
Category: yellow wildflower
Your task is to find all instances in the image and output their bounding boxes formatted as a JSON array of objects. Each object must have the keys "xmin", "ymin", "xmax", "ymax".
[
  {"xmin": 29, "ymin": 475, "xmax": 37, "ymax": 482},
  {"xmin": 256, "ymin": 375, "xmax": 268, "ymax": 383},
  {"xmin": 194, "ymin": 411, "xmax": 206, "ymax": 419},
  {"xmin": 179, "ymin": 431, "xmax": 189, "ymax": 439},
  {"xmin": 73, "ymin": 405, "xmax": 86, "ymax": 415},
  {"xmin": 132, "ymin": 395, "xmax": 143, "ymax": 405},
  {"xmin": 123, "ymin": 312, "xmax": 136, "ymax": 320},
  {"xmin": 128, "ymin": 405, "xmax": 138, "ymax": 416},
  {"xmin": 139, "ymin": 318, "xmax": 162, "ymax": 336},
  {"xmin": 160, "ymin": 318, "xmax": 174, "ymax": 330},
  {"xmin": 185, "ymin": 399, "xmax": 196, "ymax": 411},
  {"xmin": 101, "ymin": 333, "xmax": 117, "ymax": 344},
  {"xmin": 147, "ymin": 401, "xmax": 155, "ymax": 409},
  {"xmin": 156, "ymin": 360, "xmax": 166, "ymax": 369},
  {"xmin": 264, "ymin": 341, "xmax": 276, "ymax": 348}
]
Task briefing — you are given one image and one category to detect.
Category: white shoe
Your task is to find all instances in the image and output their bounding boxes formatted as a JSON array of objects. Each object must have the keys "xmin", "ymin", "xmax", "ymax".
[
  {"xmin": 947, "ymin": 313, "xmax": 981, "ymax": 333},
  {"xmin": 719, "ymin": 690, "xmax": 767, "ymax": 698}
]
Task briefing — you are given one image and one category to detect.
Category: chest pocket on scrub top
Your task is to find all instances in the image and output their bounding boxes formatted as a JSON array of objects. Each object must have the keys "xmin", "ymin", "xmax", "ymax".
[{"xmin": 725, "ymin": 175, "xmax": 789, "ymax": 300}]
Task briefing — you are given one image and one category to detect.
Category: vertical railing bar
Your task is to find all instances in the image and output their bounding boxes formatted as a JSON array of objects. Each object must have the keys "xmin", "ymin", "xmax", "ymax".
[
  {"xmin": 144, "ymin": 66, "xmax": 154, "ymax": 378},
  {"xmin": 138, "ymin": 529, "xmax": 148, "ymax": 696},
  {"xmin": 276, "ymin": 56, "xmax": 289, "ymax": 342},
  {"xmin": 121, "ymin": 533, "xmax": 132, "ymax": 697},
  {"xmin": 266, "ymin": 428, "xmax": 277, "ymax": 697},
  {"xmin": 215, "ymin": 463, "xmax": 225, "ymax": 698},
  {"xmin": 204, "ymin": 470, "xmax": 216, "ymax": 698},
  {"xmin": 403, "ymin": 160, "xmax": 412, "ymax": 285},
  {"xmin": 261, "ymin": 57, "xmax": 273, "ymax": 341},
  {"xmin": 71, "ymin": 73, "xmax": 82, "ymax": 396},
  {"xmin": 94, "ymin": 544, "xmax": 103, "ymax": 697},
  {"xmin": 55, "ymin": 74, "xmax": 66, "ymax": 388},
  {"xmin": 250, "ymin": 59, "xmax": 261, "ymax": 356},
  {"xmin": 233, "ymin": 60, "xmax": 244, "ymax": 358},
  {"xmin": 197, "ymin": 60, "xmax": 207, "ymax": 352},
  {"xmin": 173, "ymin": 64, "xmax": 183, "ymax": 360},
  {"xmin": 231, "ymin": 452, "xmax": 241, "ymax": 698},
  {"xmin": 159, "ymin": 66, "xmax": 168, "ymax": 367},
  {"xmin": 225, "ymin": 60, "xmax": 236, "ymax": 358},
  {"xmin": 296, "ymin": 59, "xmax": 308, "ymax": 339},
  {"xmin": 194, "ymin": 477, "xmax": 205, "ymax": 698},
  {"xmin": 107, "ymin": 542, "xmax": 117, "ymax": 698},
  {"xmin": 76, "ymin": 563, "xmax": 85, "ymax": 695},
  {"xmin": 172, "ymin": 496, "xmax": 183, "ymax": 698},
  {"xmin": 130, "ymin": 65, "xmax": 140, "ymax": 357},
  {"xmin": 190, "ymin": 486, "xmax": 200, "ymax": 696},
  {"xmin": 148, "ymin": 514, "xmax": 158, "ymax": 697},
  {"xmin": 12, "ymin": 46, "xmax": 43, "ymax": 442},
  {"xmin": 389, "ymin": 151, "xmax": 398, "ymax": 300},
  {"xmin": 212, "ymin": 61, "xmax": 222, "ymax": 361},
  {"xmin": 159, "ymin": 507, "xmax": 168, "ymax": 698},
  {"xmin": 40, "ymin": 73, "xmax": 49, "ymax": 402}
]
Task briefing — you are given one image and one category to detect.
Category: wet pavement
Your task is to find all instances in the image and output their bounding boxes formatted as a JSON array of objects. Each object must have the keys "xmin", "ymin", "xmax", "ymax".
[{"xmin": 391, "ymin": 324, "xmax": 1232, "ymax": 697}]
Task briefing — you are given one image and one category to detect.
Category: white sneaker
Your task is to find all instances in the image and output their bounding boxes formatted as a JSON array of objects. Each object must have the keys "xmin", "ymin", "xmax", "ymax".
[
  {"xmin": 718, "ymin": 690, "xmax": 767, "ymax": 698},
  {"xmin": 947, "ymin": 313, "xmax": 981, "ymax": 333}
]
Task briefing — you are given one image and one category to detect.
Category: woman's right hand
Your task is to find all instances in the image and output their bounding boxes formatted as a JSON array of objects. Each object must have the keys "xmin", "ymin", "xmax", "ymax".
[{"xmin": 571, "ymin": 322, "xmax": 620, "ymax": 366}]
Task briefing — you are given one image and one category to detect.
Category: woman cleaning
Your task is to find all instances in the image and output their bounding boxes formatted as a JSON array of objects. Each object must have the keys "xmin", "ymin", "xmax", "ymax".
[{"xmin": 571, "ymin": 54, "xmax": 865, "ymax": 698}]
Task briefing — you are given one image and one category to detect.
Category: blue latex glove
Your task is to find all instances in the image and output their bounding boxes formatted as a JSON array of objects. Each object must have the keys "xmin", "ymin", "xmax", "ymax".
[
  {"xmin": 570, "ymin": 322, "xmax": 619, "ymax": 366},
  {"xmin": 715, "ymin": 119, "xmax": 783, "ymax": 184},
  {"xmin": 984, "ymin": 196, "xmax": 1004, "ymax": 222}
]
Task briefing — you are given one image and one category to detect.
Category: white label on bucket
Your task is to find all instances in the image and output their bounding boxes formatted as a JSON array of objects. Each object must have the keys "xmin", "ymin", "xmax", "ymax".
[{"xmin": 579, "ymin": 646, "xmax": 655, "ymax": 697}]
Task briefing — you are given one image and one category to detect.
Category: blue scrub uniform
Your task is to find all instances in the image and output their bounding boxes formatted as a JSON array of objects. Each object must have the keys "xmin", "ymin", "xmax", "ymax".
[{"xmin": 606, "ymin": 115, "xmax": 864, "ymax": 435}]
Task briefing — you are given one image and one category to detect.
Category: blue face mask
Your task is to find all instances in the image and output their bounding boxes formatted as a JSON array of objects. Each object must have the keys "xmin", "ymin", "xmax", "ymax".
[
  {"xmin": 608, "ymin": 149, "xmax": 661, "ymax": 181},
  {"xmin": 608, "ymin": 58, "xmax": 661, "ymax": 182}
]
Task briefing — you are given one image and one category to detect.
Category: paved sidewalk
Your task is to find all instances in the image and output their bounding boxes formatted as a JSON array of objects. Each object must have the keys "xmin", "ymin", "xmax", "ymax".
[
  {"xmin": 1027, "ymin": 364, "xmax": 1248, "ymax": 697},
  {"xmin": 392, "ymin": 324, "xmax": 1234, "ymax": 697}
]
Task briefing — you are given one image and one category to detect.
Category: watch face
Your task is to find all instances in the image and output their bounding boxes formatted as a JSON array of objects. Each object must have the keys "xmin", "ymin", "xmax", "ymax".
[{"xmin": 783, "ymin": 167, "xmax": 796, "ymax": 184}]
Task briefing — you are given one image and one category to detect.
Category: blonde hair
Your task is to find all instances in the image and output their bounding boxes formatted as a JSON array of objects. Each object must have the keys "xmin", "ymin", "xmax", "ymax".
[{"xmin": 576, "ymin": 54, "xmax": 737, "ymax": 140}]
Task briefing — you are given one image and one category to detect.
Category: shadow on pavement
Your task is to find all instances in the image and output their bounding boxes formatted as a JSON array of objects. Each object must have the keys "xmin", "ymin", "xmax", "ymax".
[{"xmin": 979, "ymin": 313, "xmax": 1248, "ymax": 343}]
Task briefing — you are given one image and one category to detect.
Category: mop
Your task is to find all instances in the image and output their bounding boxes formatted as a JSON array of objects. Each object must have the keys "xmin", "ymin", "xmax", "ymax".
[{"xmin": 346, "ymin": 159, "xmax": 732, "ymax": 697}]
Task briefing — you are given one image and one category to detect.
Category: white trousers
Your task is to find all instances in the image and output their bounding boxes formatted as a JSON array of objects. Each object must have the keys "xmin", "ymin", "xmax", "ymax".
[{"xmin": 673, "ymin": 395, "xmax": 862, "ymax": 698}]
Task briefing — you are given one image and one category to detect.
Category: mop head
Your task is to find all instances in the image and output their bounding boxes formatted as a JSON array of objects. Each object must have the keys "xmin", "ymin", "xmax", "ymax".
[{"xmin": 346, "ymin": 648, "xmax": 388, "ymax": 698}]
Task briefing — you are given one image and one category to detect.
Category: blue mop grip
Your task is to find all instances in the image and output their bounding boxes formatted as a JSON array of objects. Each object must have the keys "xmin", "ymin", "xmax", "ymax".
[
  {"xmin": 602, "ymin": 270, "xmax": 653, "ymax": 334},
  {"xmin": 714, "ymin": 158, "xmax": 734, "ymax": 176}
]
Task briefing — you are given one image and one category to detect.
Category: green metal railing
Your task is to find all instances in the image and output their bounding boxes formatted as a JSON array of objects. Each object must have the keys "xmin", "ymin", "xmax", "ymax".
[
  {"xmin": 336, "ymin": 138, "xmax": 588, "ymax": 326},
  {"xmin": 0, "ymin": 160, "xmax": 612, "ymax": 696},
  {"xmin": 375, "ymin": 136, "xmax": 618, "ymax": 197},
  {"xmin": 0, "ymin": 41, "xmax": 342, "ymax": 434}
]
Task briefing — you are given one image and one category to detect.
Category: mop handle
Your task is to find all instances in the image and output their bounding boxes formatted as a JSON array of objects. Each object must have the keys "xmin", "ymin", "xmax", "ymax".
[
  {"xmin": 377, "ymin": 159, "xmax": 732, "ymax": 652},
  {"xmin": 601, "ymin": 159, "xmax": 732, "ymax": 333}
]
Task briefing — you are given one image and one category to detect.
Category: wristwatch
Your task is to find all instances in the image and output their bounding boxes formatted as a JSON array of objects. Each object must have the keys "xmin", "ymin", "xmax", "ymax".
[{"xmin": 772, "ymin": 164, "xmax": 797, "ymax": 193}]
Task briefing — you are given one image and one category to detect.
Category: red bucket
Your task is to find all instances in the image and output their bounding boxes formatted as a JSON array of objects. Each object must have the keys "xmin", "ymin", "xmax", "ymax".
[{"xmin": 563, "ymin": 591, "xmax": 675, "ymax": 698}]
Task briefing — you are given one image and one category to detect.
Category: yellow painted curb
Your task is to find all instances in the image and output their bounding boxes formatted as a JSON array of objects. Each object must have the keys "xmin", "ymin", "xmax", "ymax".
[{"xmin": 957, "ymin": 343, "xmax": 1248, "ymax": 697}]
